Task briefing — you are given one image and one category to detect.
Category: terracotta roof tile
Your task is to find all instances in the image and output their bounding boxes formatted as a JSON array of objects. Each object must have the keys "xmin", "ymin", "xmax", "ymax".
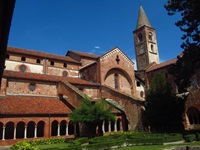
[
  {"xmin": 7, "ymin": 46, "xmax": 80, "ymax": 64},
  {"xmin": 146, "ymin": 58, "xmax": 177, "ymax": 72},
  {"xmin": 3, "ymin": 70, "xmax": 99, "ymax": 86},
  {"xmin": 0, "ymin": 96, "xmax": 72, "ymax": 115},
  {"xmin": 67, "ymin": 50, "xmax": 99, "ymax": 59}
]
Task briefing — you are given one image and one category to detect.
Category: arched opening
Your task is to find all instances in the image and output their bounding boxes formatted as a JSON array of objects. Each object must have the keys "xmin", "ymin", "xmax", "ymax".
[
  {"xmin": 114, "ymin": 74, "xmax": 119, "ymax": 90},
  {"xmin": 138, "ymin": 33, "xmax": 143, "ymax": 42},
  {"xmin": 37, "ymin": 121, "xmax": 44, "ymax": 137},
  {"xmin": 104, "ymin": 120, "xmax": 109, "ymax": 132},
  {"xmin": 27, "ymin": 121, "xmax": 35, "ymax": 138},
  {"xmin": 16, "ymin": 121, "xmax": 25, "ymax": 139},
  {"xmin": 117, "ymin": 118, "xmax": 121, "ymax": 131},
  {"xmin": 0, "ymin": 122, "xmax": 3, "ymax": 140},
  {"xmin": 51, "ymin": 120, "xmax": 58, "ymax": 136},
  {"xmin": 5, "ymin": 122, "xmax": 14, "ymax": 139},
  {"xmin": 60, "ymin": 120, "xmax": 67, "ymax": 136},
  {"xmin": 111, "ymin": 120, "xmax": 115, "ymax": 132},
  {"xmin": 187, "ymin": 107, "xmax": 200, "ymax": 125},
  {"xmin": 68, "ymin": 121, "xmax": 74, "ymax": 135}
]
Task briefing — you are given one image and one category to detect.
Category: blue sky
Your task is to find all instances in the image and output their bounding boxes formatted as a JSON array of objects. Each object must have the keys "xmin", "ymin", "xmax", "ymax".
[{"xmin": 8, "ymin": 0, "xmax": 183, "ymax": 66}]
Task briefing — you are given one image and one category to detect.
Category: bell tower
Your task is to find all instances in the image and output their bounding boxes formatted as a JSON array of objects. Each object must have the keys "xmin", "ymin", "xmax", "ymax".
[{"xmin": 133, "ymin": 5, "xmax": 160, "ymax": 71}]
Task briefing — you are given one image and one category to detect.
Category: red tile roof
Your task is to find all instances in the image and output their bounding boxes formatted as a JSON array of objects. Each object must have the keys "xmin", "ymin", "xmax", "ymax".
[
  {"xmin": 67, "ymin": 50, "xmax": 99, "ymax": 59},
  {"xmin": 0, "ymin": 96, "xmax": 72, "ymax": 115},
  {"xmin": 7, "ymin": 46, "xmax": 80, "ymax": 64},
  {"xmin": 146, "ymin": 58, "xmax": 177, "ymax": 72},
  {"xmin": 3, "ymin": 70, "xmax": 99, "ymax": 86}
]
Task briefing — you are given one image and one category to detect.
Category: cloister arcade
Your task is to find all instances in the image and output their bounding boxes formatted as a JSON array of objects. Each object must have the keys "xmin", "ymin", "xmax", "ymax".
[{"xmin": 0, "ymin": 118, "xmax": 122, "ymax": 141}]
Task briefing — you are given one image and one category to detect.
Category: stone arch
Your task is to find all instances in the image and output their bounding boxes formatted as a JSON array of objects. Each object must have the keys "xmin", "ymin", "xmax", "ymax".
[
  {"xmin": 104, "ymin": 68, "xmax": 133, "ymax": 94},
  {"xmin": 60, "ymin": 120, "xmax": 67, "ymax": 136},
  {"xmin": 5, "ymin": 121, "xmax": 14, "ymax": 139},
  {"xmin": 0, "ymin": 122, "xmax": 3, "ymax": 140},
  {"xmin": 68, "ymin": 121, "xmax": 74, "ymax": 135},
  {"xmin": 16, "ymin": 121, "xmax": 25, "ymax": 139},
  {"xmin": 37, "ymin": 121, "xmax": 45, "ymax": 137},
  {"xmin": 51, "ymin": 120, "xmax": 58, "ymax": 136},
  {"xmin": 27, "ymin": 121, "xmax": 35, "ymax": 138},
  {"xmin": 117, "ymin": 118, "xmax": 121, "ymax": 131},
  {"xmin": 187, "ymin": 107, "xmax": 200, "ymax": 125}
]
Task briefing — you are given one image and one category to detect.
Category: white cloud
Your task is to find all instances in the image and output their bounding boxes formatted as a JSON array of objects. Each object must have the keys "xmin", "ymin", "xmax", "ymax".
[{"xmin": 94, "ymin": 46, "xmax": 100, "ymax": 49}]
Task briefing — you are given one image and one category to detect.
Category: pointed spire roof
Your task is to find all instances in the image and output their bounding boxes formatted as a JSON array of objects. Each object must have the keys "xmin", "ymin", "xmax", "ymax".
[{"xmin": 136, "ymin": 5, "xmax": 151, "ymax": 29}]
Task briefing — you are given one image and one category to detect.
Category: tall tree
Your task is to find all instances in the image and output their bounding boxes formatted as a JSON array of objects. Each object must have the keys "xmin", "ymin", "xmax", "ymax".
[
  {"xmin": 165, "ymin": 0, "xmax": 200, "ymax": 92},
  {"xmin": 143, "ymin": 73, "xmax": 185, "ymax": 132},
  {"xmin": 69, "ymin": 97, "xmax": 115, "ymax": 137}
]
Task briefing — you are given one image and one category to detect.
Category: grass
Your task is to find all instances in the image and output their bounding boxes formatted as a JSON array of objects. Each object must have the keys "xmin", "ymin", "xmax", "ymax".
[{"xmin": 118, "ymin": 141, "xmax": 200, "ymax": 150}]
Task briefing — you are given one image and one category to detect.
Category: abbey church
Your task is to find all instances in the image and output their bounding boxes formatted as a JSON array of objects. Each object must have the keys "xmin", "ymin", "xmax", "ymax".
[{"xmin": 0, "ymin": 5, "xmax": 200, "ymax": 145}]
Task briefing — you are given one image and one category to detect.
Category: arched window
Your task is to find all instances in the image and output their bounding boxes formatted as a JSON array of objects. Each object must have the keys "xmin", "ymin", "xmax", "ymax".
[
  {"xmin": 138, "ymin": 33, "xmax": 143, "ymax": 43},
  {"xmin": 187, "ymin": 107, "xmax": 200, "ymax": 125},
  {"xmin": 148, "ymin": 32, "xmax": 153, "ymax": 41},
  {"xmin": 19, "ymin": 65, "xmax": 27, "ymax": 72},
  {"xmin": 62, "ymin": 71, "xmax": 68, "ymax": 77},
  {"xmin": 114, "ymin": 74, "xmax": 119, "ymax": 90}
]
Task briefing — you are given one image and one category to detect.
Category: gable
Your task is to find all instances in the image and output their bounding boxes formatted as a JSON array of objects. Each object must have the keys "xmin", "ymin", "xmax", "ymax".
[{"xmin": 100, "ymin": 47, "xmax": 134, "ymax": 67}]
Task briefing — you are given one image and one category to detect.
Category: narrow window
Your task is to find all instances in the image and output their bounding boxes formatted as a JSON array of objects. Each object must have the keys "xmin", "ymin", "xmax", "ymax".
[
  {"xmin": 50, "ymin": 61, "xmax": 54, "ymax": 66},
  {"xmin": 21, "ymin": 56, "xmax": 26, "ymax": 61},
  {"xmin": 138, "ymin": 33, "xmax": 143, "ymax": 43},
  {"xmin": 114, "ymin": 74, "xmax": 119, "ymax": 90},
  {"xmin": 63, "ymin": 63, "xmax": 67, "ymax": 68},
  {"xmin": 151, "ymin": 44, "xmax": 154, "ymax": 52},
  {"xmin": 148, "ymin": 32, "xmax": 153, "ymax": 41},
  {"xmin": 36, "ymin": 59, "xmax": 41, "ymax": 64},
  {"xmin": 6, "ymin": 54, "xmax": 10, "ymax": 59},
  {"xmin": 137, "ymin": 81, "xmax": 140, "ymax": 87}
]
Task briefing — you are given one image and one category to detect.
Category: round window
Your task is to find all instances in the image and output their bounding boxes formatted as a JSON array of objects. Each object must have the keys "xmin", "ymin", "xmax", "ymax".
[
  {"xmin": 19, "ymin": 65, "xmax": 27, "ymax": 72},
  {"xmin": 63, "ymin": 71, "xmax": 68, "ymax": 77},
  {"xmin": 29, "ymin": 83, "xmax": 36, "ymax": 91}
]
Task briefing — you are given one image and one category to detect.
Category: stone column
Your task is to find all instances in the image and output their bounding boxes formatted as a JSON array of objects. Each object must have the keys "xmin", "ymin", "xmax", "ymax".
[
  {"xmin": 34, "ymin": 125, "xmax": 37, "ymax": 138},
  {"xmin": 57, "ymin": 124, "xmax": 60, "ymax": 136},
  {"xmin": 66, "ymin": 123, "xmax": 68, "ymax": 136},
  {"xmin": 2, "ymin": 126, "xmax": 5, "ymax": 140},
  {"xmin": 114, "ymin": 121, "xmax": 117, "ymax": 132},
  {"xmin": 24, "ymin": 126, "xmax": 27, "ymax": 139},
  {"xmin": 108, "ymin": 121, "xmax": 111, "ymax": 132},
  {"xmin": 102, "ymin": 121, "xmax": 105, "ymax": 133},
  {"xmin": 13, "ymin": 126, "xmax": 16, "ymax": 139}
]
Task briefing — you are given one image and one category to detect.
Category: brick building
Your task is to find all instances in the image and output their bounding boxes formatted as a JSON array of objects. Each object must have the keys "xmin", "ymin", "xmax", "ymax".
[{"xmin": 0, "ymin": 46, "xmax": 144, "ymax": 145}]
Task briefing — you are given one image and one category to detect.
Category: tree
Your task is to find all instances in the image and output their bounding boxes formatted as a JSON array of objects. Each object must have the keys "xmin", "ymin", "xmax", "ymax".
[
  {"xmin": 69, "ymin": 97, "xmax": 115, "ymax": 137},
  {"xmin": 143, "ymin": 73, "xmax": 185, "ymax": 132},
  {"xmin": 165, "ymin": 0, "xmax": 200, "ymax": 92}
]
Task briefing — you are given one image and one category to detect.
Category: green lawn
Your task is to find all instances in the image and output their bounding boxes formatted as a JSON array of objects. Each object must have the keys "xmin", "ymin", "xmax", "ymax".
[{"xmin": 118, "ymin": 142, "xmax": 200, "ymax": 150}]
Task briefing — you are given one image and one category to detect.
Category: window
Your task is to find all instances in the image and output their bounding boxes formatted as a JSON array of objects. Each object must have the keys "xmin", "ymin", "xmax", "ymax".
[
  {"xmin": 29, "ymin": 83, "xmax": 36, "ymax": 91},
  {"xmin": 62, "ymin": 71, "xmax": 68, "ymax": 77},
  {"xmin": 148, "ymin": 32, "xmax": 153, "ymax": 41},
  {"xmin": 21, "ymin": 56, "xmax": 26, "ymax": 61},
  {"xmin": 6, "ymin": 54, "xmax": 10, "ymax": 59},
  {"xmin": 191, "ymin": 75, "xmax": 198, "ymax": 89},
  {"xmin": 114, "ymin": 74, "xmax": 119, "ymax": 90},
  {"xmin": 36, "ymin": 59, "xmax": 41, "ymax": 64},
  {"xmin": 140, "ymin": 91, "xmax": 144, "ymax": 98},
  {"xmin": 63, "ymin": 63, "xmax": 67, "ymax": 68},
  {"xmin": 136, "ymin": 81, "xmax": 140, "ymax": 87},
  {"xmin": 151, "ymin": 44, "xmax": 154, "ymax": 52},
  {"xmin": 138, "ymin": 33, "xmax": 143, "ymax": 43},
  {"xmin": 50, "ymin": 61, "xmax": 54, "ymax": 66},
  {"xmin": 19, "ymin": 65, "xmax": 27, "ymax": 72}
]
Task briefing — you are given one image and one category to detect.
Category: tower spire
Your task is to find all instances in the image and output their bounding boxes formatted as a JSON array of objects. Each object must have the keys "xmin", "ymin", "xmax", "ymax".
[{"xmin": 136, "ymin": 5, "xmax": 151, "ymax": 29}]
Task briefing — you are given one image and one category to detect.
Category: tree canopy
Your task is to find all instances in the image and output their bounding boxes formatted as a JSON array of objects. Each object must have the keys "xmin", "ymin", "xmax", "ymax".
[
  {"xmin": 165, "ymin": 0, "xmax": 200, "ymax": 92},
  {"xmin": 69, "ymin": 97, "xmax": 115, "ymax": 125},
  {"xmin": 143, "ymin": 73, "xmax": 185, "ymax": 132}
]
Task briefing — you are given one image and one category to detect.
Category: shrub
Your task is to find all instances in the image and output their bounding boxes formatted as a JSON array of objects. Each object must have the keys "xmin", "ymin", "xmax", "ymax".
[
  {"xmin": 184, "ymin": 134, "xmax": 196, "ymax": 142},
  {"xmin": 10, "ymin": 141, "xmax": 39, "ymax": 150}
]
